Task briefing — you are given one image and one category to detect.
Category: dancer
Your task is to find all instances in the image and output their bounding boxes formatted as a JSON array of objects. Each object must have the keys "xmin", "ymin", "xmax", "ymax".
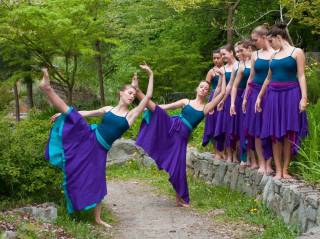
[
  {"xmin": 242, "ymin": 24, "xmax": 275, "ymax": 175},
  {"xmin": 134, "ymin": 75, "xmax": 225, "ymax": 207},
  {"xmin": 255, "ymin": 23, "xmax": 308, "ymax": 179},
  {"xmin": 40, "ymin": 64, "xmax": 154, "ymax": 228},
  {"xmin": 202, "ymin": 49, "xmax": 225, "ymax": 160},
  {"xmin": 230, "ymin": 40, "xmax": 254, "ymax": 167},
  {"xmin": 216, "ymin": 44, "xmax": 239, "ymax": 163}
]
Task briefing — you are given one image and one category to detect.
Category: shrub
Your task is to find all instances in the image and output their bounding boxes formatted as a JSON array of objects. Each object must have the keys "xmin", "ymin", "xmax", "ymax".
[{"xmin": 0, "ymin": 117, "xmax": 61, "ymax": 199}]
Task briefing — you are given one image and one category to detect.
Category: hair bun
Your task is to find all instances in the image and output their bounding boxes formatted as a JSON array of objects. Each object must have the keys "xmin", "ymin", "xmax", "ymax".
[
  {"xmin": 262, "ymin": 22, "xmax": 270, "ymax": 29},
  {"xmin": 276, "ymin": 22, "xmax": 287, "ymax": 29}
]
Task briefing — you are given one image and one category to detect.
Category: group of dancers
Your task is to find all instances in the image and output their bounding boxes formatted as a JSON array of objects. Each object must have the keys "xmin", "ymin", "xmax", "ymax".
[{"xmin": 40, "ymin": 22, "xmax": 308, "ymax": 228}]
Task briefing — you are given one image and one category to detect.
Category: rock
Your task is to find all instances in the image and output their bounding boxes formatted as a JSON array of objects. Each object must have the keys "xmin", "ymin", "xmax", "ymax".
[
  {"xmin": 1, "ymin": 231, "xmax": 17, "ymax": 239},
  {"xmin": 298, "ymin": 226, "xmax": 320, "ymax": 239},
  {"xmin": 108, "ymin": 139, "xmax": 140, "ymax": 165},
  {"xmin": 16, "ymin": 203, "xmax": 57, "ymax": 223}
]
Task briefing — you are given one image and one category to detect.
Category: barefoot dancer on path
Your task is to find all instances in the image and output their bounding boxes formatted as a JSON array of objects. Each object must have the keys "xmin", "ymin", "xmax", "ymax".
[
  {"xmin": 134, "ymin": 74, "xmax": 225, "ymax": 207},
  {"xmin": 40, "ymin": 64, "xmax": 154, "ymax": 228},
  {"xmin": 255, "ymin": 23, "xmax": 308, "ymax": 180}
]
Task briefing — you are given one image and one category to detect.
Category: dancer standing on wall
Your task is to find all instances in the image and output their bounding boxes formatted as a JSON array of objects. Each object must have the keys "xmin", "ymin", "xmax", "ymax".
[
  {"xmin": 255, "ymin": 23, "xmax": 308, "ymax": 179},
  {"xmin": 202, "ymin": 49, "xmax": 225, "ymax": 160},
  {"xmin": 242, "ymin": 24, "xmax": 275, "ymax": 175}
]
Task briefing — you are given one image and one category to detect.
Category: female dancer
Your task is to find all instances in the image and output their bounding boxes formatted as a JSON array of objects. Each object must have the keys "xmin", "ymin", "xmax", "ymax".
[
  {"xmin": 134, "ymin": 74, "xmax": 225, "ymax": 207},
  {"xmin": 40, "ymin": 64, "xmax": 154, "ymax": 228},
  {"xmin": 230, "ymin": 40, "xmax": 255, "ymax": 167},
  {"xmin": 202, "ymin": 49, "xmax": 225, "ymax": 160},
  {"xmin": 255, "ymin": 23, "xmax": 308, "ymax": 179},
  {"xmin": 216, "ymin": 44, "xmax": 239, "ymax": 163},
  {"xmin": 242, "ymin": 24, "xmax": 275, "ymax": 175}
]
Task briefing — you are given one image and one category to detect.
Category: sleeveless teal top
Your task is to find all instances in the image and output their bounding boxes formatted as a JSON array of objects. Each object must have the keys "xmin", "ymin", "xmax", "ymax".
[
  {"xmin": 181, "ymin": 103, "xmax": 204, "ymax": 129},
  {"xmin": 253, "ymin": 51, "xmax": 270, "ymax": 85},
  {"xmin": 239, "ymin": 63, "xmax": 251, "ymax": 89},
  {"xmin": 96, "ymin": 110, "xmax": 129, "ymax": 146},
  {"xmin": 211, "ymin": 75, "xmax": 219, "ymax": 90},
  {"xmin": 225, "ymin": 71, "xmax": 232, "ymax": 84},
  {"xmin": 270, "ymin": 48, "xmax": 298, "ymax": 82}
]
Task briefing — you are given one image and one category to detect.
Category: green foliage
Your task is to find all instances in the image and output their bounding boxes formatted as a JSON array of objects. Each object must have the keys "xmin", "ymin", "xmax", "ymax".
[
  {"xmin": 0, "ymin": 117, "xmax": 61, "ymax": 199},
  {"xmin": 292, "ymin": 101, "xmax": 320, "ymax": 183},
  {"xmin": 283, "ymin": 0, "xmax": 320, "ymax": 35},
  {"xmin": 305, "ymin": 60, "xmax": 320, "ymax": 104}
]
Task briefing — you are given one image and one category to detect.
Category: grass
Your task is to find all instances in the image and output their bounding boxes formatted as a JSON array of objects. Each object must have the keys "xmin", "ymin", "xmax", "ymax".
[
  {"xmin": 292, "ymin": 101, "xmax": 320, "ymax": 184},
  {"xmin": 0, "ymin": 197, "xmax": 114, "ymax": 239},
  {"xmin": 108, "ymin": 160, "xmax": 299, "ymax": 239}
]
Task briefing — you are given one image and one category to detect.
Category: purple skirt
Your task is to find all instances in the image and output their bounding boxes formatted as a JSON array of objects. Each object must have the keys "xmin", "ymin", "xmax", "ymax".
[
  {"xmin": 202, "ymin": 90, "xmax": 217, "ymax": 146},
  {"xmin": 136, "ymin": 106, "xmax": 191, "ymax": 204},
  {"xmin": 45, "ymin": 108, "xmax": 108, "ymax": 213},
  {"xmin": 260, "ymin": 82, "xmax": 308, "ymax": 155},
  {"xmin": 223, "ymin": 90, "xmax": 244, "ymax": 150},
  {"xmin": 212, "ymin": 102, "xmax": 226, "ymax": 152},
  {"xmin": 244, "ymin": 83, "xmax": 273, "ymax": 158},
  {"xmin": 244, "ymin": 83, "xmax": 263, "ymax": 138}
]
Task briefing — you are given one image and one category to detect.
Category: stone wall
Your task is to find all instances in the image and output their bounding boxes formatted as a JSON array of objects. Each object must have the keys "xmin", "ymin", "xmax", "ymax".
[
  {"xmin": 108, "ymin": 139, "xmax": 320, "ymax": 237},
  {"xmin": 187, "ymin": 148, "xmax": 320, "ymax": 236}
]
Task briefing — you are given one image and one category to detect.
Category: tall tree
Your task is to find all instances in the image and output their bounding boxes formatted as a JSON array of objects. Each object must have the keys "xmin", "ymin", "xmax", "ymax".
[{"xmin": 0, "ymin": 0, "xmax": 110, "ymax": 104}]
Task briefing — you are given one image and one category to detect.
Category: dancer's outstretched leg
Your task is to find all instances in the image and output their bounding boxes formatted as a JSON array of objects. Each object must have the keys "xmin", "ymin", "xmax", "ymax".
[
  {"xmin": 39, "ymin": 68, "xmax": 69, "ymax": 113},
  {"xmin": 94, "ymin": 203, "xmax": 112, "ymax": 228}
]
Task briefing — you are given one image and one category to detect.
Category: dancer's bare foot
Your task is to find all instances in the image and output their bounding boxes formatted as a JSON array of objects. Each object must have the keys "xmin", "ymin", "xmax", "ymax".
[
  {"xmin": 265, "ymin": 166, "xmax": 274, "ymax": 176},
  {"xmin": 273, "ymin": 172, "xmax": 282, "ymax": 180},
  {"xmin": 180, "ymin": 202, "xmax": 190, "ymax": 208},
  {"xmin": 257, "ymin": 167, "xmax": 266, "ymax": 174},
  {"xmin": 95, "ymin": 218, "xmax": 112, "ymax": 228},
  {"xmin": 283, "ymin": 173, "xmax": 294, "ymax": 180},
  {"xmin": 176, "ymin": 194, "xmax": 182, "ymax": 207},
  {"xmin": 39, "ymin": 68, "xmax": 51, "ymax": 91},
  {"xmin": 226, "ymin": 157, "xmax": 232, "ymax": 163},
  {"xmin": 240, "ymin": 161, "xmax": 247, "ymax": 168},
  {"xmin": 250, "ymin": 163, "xmax": 259, "ymax": 170}
]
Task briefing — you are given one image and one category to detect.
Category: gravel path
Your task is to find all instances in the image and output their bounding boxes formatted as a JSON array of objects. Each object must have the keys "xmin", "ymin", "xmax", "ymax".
[{"xmin": 105, "ymin": 180, "xmax": 256, "ymax": 239}]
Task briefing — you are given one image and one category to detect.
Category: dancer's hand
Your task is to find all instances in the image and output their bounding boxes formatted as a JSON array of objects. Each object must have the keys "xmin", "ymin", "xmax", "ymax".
[
  {"xmin": 255, "ymin": 97, "xmax": 262, "ymax": 113},
  {"xmin": 230, "ymin": 104, "xmax": 236, "ymax": 116},
  {"xmin": 139, "ymin": 63, "xmax": 153, "ymax": 76},
  {"xmin": 131, "ymin": 73, "xmax": 139, "ymax": 88},
  {"xmin": 217, "ymin": 100, "xmax": 224, "ymax": 111},
  {"xmin": 242, "ymin": 99, "xmax": 247, "ymax": 113},
  {"xmin": 299, "ymin": 97, "xmax": 308, "ymax": 112},
  {"xmin": 41, "ymin": 67, "xmax": 49, "ymax": 79},
  {"xmin": 51, "ymin": 113, "xmax": 61, "ymax": 123},
  {"xmin": 213, "ymin": 66, "xmax": 224, "ymax": 76}
]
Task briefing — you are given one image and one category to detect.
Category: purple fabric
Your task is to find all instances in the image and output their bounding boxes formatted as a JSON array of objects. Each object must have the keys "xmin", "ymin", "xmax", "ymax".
[
  {"xmin": 45, "ymin": 109, "xmax": 108, "ymax": 211},
  {"xmin": 260, "ymin": 82, "xmax": 308, "ymax": 155},
  {"xmin": 223, "ymin": 90, "xmax": 244, "ymax": 150},
  {"xmin": 244, "ymin": 83, "xmax": 272, "ymax": 159},
  {"xmin": 136, "ymin": 106, "xmax": 191, "ymax": 204},
  {"xmin": 202, "ymin": 90, "xmax": 217, "ymax": 146}
]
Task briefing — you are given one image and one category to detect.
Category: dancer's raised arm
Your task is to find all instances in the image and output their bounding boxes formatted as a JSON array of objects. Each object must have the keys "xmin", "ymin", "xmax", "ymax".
[{"xmin": 126, "ymin": 64, "xmax": 154, "ymax": 125}]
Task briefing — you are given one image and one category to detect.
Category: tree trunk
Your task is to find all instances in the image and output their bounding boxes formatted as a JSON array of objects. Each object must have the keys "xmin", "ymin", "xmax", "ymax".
[
  {"xmin": 67, "ymin": 86, "xmax": 73, "ymax": 105},
  {"xmin": 95, "ymin": 41, "xmax": 105, "ymax": 106},
  {"xmin": 25, "ymin": 75, "xmax": 34, "ymax": 109},
  {"xmin": 227, "ymin": 6, "xmax": 234, "ymax": 44},
  {"xmin": 226, "ymin": 0, "xmax": 241, "ymax": 44},
  {"xmin": 13, "ymin": 81, "xmax": 20, "ymax": 122}
]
